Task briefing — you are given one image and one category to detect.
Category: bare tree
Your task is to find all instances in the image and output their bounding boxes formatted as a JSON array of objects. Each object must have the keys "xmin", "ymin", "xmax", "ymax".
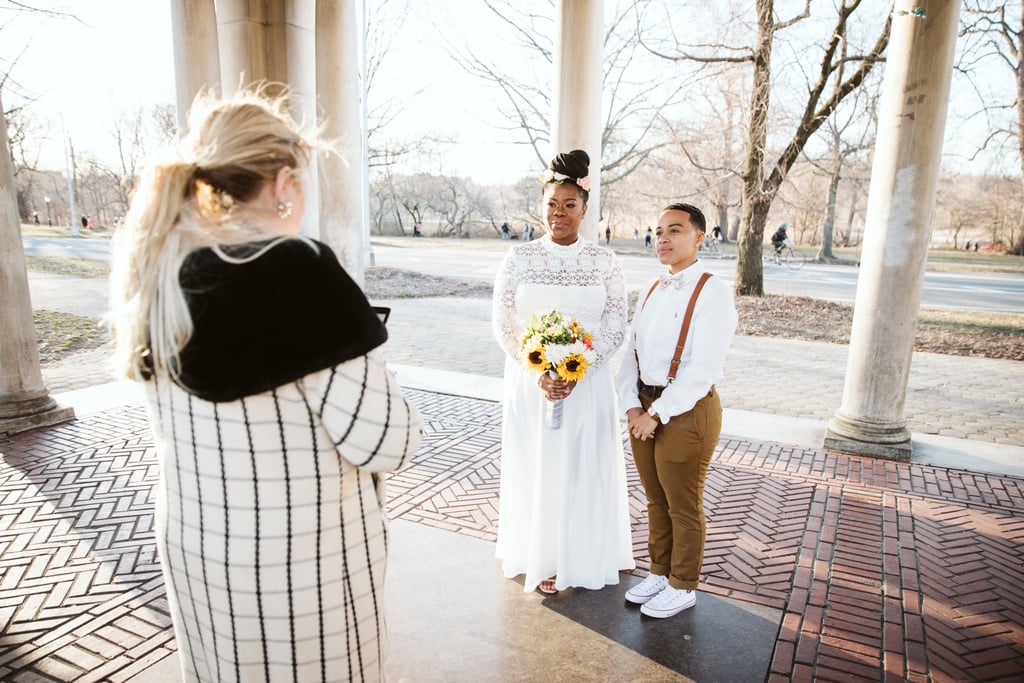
[
  {"xmin": 657, "ymin": 73, "xmax": 747, "ymax": 242},
  {"xmin": 447, "ymin": 0, "xmax": 691, "ymax": 196},
  {"xmin": 807, "ymin": 75, "xmax": 879, "ymax": 261},
  {"xmin": 960, "ymin": 1, "xmax": 1024, "ymax": 255},
  {"xmin": 363, "ymin": 0, "xmax": 441, "ymax": 172},
  {"xmin": 639, "ymin": 0, "xmax": 891, "ymax": 295}
]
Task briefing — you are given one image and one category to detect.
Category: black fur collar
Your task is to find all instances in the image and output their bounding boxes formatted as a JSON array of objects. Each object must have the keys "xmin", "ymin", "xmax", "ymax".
[{"xmin": 175, "ymin": 238, "xmax": 386, "ymax": 402}]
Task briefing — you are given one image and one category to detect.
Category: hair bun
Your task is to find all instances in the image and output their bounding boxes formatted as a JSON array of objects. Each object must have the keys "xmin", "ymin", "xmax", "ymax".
[{"xmin": 550, "ymin": 149, "xmax": 590, "ymax": 179}]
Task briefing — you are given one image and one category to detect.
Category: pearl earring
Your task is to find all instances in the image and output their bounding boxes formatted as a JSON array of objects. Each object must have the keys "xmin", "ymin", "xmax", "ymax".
[{"xmin": 277, "ymin": 201, "xmax": 294, "ymax": 219}]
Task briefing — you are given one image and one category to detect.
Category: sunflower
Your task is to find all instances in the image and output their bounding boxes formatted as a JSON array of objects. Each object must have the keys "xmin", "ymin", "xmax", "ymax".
[
  {"xmin": 556, "ymin": 353, "xmax": 589, "ymax": 382},
  {"xmin": 522, "ymin": 340, "xmax": 548, "ymax": 372}
]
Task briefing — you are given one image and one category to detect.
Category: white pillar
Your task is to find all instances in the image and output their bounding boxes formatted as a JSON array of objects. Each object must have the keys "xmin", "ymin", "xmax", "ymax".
[
  {"xmin": 170, "ymin": 0, "xmax": 221, "ymax": 128},
  {"xmin": 0, "ymin": 95, "xmax": 74, "ymax": 436},
  {"xmin": 284, "ymin": 0, "xmax": 320, "ymax": 239},
  {"xmin": 824, "ymin": 0, "xmax": 962, "ymax": 459},
  {"xmin": 315, "ymin": 0, "xmax": 365, "ymax": 283},
  {"xmin": 551, "ymin": 0, "xmax": 603, "ymax": 242},
  {"xmin": 216, "ymin": 0, "xmax": 259, "ymax": 94}
]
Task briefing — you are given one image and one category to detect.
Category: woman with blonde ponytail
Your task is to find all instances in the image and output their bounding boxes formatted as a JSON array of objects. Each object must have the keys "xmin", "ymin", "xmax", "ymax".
[{"xmin": 109, "ymin": 89, "xmax": 421, "ymax": 682}]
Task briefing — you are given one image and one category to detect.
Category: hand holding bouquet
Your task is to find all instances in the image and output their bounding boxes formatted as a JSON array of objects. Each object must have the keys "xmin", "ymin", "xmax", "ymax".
[{"xmin": 519, "ymin": 311, "xmax": 596, "ymax": 428}]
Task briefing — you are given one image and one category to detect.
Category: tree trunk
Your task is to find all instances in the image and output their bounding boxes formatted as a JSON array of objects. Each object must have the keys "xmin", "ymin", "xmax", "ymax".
[
  {"xmin": 1014, "ymin": 6, "xmax": 1024, "ymax": 256},
  {"xmin": 842, "ymin": 179, "xmax": 862, "ymax": 246},
  {"xmin": 716, "ymin": 204, "xmax": 729, "ymax": 243},
  {"xmin": 1013, "ymin": 204, "xmax": 1024, "ymax": 255},
  {"xmin": 734, "ymin": 0, "xmax": 773, "ymax": 296},
  {"xmin": 817, "ymin": 156, "xmax": 841, "ymax": 261},
  {"xmin": 736, "ymin": 195, "xmax": 769, "ymax": 296}
]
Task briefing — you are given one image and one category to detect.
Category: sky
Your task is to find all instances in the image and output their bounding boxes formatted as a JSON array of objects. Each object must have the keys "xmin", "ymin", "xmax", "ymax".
[
  {"xmin": 2, "ymin": 1, "xmax": 177, "ymax": 167},
  {"xmin": 2, "ymin": 1, "xmax": 1018, "ymax": 185},
  {"xmin": 1, "ymin": 0, "xmax": 540, "ymax": 185}
]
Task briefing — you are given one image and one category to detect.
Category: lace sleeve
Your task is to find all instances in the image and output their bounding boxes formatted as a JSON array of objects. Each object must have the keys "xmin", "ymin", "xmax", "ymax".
[
  {"xmin": 593, "ymin": 254, "xmax": 627, "ymax": 368},
  {"xmin": 492, "ymin": 248, "xmax": 521, "ymax": 360}
]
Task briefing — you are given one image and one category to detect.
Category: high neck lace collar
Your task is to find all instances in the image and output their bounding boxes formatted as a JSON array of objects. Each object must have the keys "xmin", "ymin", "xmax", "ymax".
[{"xmin": 541, "ymin": 234, "xmax": 586, "ymax": 255}]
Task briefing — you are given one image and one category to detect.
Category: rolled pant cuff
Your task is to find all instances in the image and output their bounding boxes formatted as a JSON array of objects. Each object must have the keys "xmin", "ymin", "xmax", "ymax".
[
  {"xmin": 649, "ymin": 562, "xmax": 672, "ymax": 578},
  {"xmin": 669, "ymin": 577, "xmax": 699, "ymax": 591}
]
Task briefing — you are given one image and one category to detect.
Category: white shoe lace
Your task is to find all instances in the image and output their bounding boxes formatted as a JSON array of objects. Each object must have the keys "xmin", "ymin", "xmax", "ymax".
[{"xmin": 631, "ymin": 574, "xmax": 667, "ymax": 596}]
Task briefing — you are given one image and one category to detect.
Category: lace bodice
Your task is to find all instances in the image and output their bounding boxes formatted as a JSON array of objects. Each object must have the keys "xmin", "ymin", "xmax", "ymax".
[{"xmin": 492, "ymin": 236, "xmax": 627, "ymax": 368}]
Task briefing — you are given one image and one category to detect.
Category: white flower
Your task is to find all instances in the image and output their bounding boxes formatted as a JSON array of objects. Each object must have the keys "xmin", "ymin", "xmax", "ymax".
[
  {"xmin": 544, "ymin": 343, "xmax": 572, "ymax": 368},
  {"xmin": 568, "ymin": 340, "xmax": 597, "ymax": 365}
]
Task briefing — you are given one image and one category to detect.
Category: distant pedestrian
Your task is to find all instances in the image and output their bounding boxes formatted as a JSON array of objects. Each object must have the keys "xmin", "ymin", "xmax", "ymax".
[
  {"xmin": 501, "ymin": 222, "xmax": 511, "ymax": 240},
  {"xmin": 974, "ymin": 241, "xmax": 980, "ymax": 252},
  {"xmin": 33, "ymin": 211, "xmax": 39, "ymax": 225},
  {"xmin": 606, "ymin": 226, "xmax": 611, "ymax": 245},
  {"xmin": 965, "ymin": 240, "xmax": 971, "ymax": 251},
  {"xmin": 81, "ymin": 215, "xmax": 88, "ymax": 230},
  {"xmin": 645, "ymin": 227, "xmax": 652, "ymax": 248},
  {"xmin": 413, "ymin": 222, "xmax": 423, "ymax": 237},
  {"xmin": 633, "ymin": 228, "xmax": 639, "ymax": 240}
]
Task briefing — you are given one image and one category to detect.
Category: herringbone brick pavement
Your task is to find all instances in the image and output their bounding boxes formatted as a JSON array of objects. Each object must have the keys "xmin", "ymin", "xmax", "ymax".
[
  {"xmin": 1, "ymin": 391, "xmax": 1022, "ymax": 681},
  {"xmin": 0, "ymin": 406, "xmax": 174, "ymax": 683}
]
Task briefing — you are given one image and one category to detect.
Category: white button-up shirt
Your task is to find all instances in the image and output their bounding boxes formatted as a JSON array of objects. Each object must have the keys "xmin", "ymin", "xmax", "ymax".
[{"xmin": 616, "ymin": 261, "xmax": 738, "ymax": 422}]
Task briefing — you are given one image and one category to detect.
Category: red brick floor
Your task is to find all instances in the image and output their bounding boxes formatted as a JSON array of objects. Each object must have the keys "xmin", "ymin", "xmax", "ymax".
[{"xmin": 2, "ymin": 390, "xmax": 1023, "ymax": 681}]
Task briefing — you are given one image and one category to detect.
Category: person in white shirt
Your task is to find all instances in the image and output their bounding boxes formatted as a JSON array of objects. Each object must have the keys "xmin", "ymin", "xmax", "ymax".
[{"xmin": 616, "ymin": 202, "xmax": 738, "ymax": 619}]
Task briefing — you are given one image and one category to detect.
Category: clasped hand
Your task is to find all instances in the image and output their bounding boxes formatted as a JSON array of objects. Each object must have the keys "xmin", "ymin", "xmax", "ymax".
[
  {"xmin": 538, "ymin": 373, "xmax": 576, "ymax": 402},
  {"xmin": 626, "ymin": 407, "xmax": 658, "ymax": 442}
]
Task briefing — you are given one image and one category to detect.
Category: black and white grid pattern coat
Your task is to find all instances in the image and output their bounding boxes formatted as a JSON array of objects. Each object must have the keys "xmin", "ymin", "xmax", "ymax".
[
  {"xmin": 146, "ymin": 351, "xmax": 420, "ymax": 682},
  {"xmin": 140, "ymin": 239, "xmax": 422, "ymax": 682}
]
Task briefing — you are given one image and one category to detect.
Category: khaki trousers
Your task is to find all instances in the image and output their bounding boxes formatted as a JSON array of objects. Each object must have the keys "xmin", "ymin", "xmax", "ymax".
[{"xmin": 630, "ymin": 387, "xmax": 721, "ymax": 590}]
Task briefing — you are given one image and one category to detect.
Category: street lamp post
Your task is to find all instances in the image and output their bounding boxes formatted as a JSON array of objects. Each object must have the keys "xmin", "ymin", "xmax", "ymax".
[{"xmin": 44, "ymin": 196, "xmax": 51, "ymax": 226}]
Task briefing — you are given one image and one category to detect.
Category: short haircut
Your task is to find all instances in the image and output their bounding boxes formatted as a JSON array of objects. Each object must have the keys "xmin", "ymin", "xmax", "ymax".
[{"xmin": 663, "ymin": 203, "xmax": 707, "ymax": 233}]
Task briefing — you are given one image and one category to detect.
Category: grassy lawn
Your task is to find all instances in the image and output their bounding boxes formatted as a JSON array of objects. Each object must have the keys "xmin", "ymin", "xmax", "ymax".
[
  {"xmin": 33, "ymin": 310, "xmax": 110, "ymax": 365},
  {"xmin": 25, "ymin": 256, "xmax": 110, "ymax": 278}
]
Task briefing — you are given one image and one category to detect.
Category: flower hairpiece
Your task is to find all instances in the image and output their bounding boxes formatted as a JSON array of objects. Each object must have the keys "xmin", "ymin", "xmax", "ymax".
[{"xmin": 540, "ymin": 168, "xmax": 590, "ymax": 192}]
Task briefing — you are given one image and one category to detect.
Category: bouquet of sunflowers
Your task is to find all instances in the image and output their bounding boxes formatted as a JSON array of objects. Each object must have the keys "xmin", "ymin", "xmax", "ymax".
[{"xmin": 519, "ymin": 311, "xmax": 596, "ymax": 429}]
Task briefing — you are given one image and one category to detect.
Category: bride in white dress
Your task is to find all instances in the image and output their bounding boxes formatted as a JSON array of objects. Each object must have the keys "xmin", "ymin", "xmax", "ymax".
[{"xmin": 492, "ymin": 150, "xmax": 635, "ymax": 594}]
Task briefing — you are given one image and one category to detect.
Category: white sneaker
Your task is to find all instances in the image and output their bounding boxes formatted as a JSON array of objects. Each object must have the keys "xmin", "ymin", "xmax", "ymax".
[
  {"xmin": 640, "ymin": 586, "xmax": 696, "ymax": 618},
  {"xmin": 625, "ymin": 573, "xmax": 669, "ymax": 604}
]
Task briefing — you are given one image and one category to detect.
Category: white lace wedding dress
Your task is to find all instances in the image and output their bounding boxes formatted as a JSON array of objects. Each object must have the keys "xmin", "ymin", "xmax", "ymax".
[{"xmin": 492, "ymin": 235, "xmax": 636, "ymax": 592}]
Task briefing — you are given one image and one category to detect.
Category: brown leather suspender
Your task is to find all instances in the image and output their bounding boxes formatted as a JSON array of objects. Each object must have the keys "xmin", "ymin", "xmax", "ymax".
[{"xmin": 637, "ymin": 271, "xmax": 713, "ymax": 383}]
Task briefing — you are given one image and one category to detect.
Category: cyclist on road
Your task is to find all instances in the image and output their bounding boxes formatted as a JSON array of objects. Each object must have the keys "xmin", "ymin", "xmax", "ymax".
[{"xmin": 770, "ymin": 222, "xmax": 790, "ymax": 256}]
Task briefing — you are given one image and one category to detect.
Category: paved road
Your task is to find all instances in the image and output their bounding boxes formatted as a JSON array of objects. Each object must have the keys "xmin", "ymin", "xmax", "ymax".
[
  {"xmin": 22, "ymin": 236, "xmax": 113, "ymax": 261},
  {"xmin": 371, "ymin": 243, "xmax": 1024, "ymax": 313},
  {"xmin": 22, "ymin": 235, "xmax": 1024, "ymax": 313}
]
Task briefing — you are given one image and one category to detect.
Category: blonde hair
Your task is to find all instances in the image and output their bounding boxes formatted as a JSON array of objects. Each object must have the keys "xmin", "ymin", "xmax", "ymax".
[{"xmin": 109, "ymin": 87, "xmax": 313, "ymax": 382}]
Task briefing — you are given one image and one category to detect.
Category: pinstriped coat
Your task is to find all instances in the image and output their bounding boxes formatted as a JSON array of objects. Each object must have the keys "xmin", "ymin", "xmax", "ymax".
[{"xmin": 143, "ymin": 240, "xmax": 422, "ymax": 682}]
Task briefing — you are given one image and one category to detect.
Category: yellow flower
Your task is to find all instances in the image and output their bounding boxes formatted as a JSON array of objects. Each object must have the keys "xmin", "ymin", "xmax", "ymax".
[
  {"xmin": 522, "ymin": 340, "xmax": 548, "ymax": 372},
  {"xmin": 556, "ymin": 354, "xmax": 589, "ymax": 382}
]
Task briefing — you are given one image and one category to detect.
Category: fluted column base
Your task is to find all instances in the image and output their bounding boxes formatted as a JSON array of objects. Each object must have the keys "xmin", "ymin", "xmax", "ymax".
[
  {"xmin": 824, "ymin": 411, "xmax": 912, "ymax": 461},
  {"xmin": 0, "ymin": 388, "xmax": 75, "ymax": 437}
]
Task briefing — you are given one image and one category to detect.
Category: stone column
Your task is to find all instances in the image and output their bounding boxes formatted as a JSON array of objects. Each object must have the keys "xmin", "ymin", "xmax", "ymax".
[
  {"xmin": 824, "ymin": 0, "xmax": 962, "ymax": 459},
  {"xmin": 284, "ymin": 0, "xmax": 320, "ymax": 239},
  {"xmin": 216, "ymin": 0, "xmax": 262, "ymax": 94},
  {"xmin": 170, "ymin": 0, "xmax": 221, "ymax": 129},
  {"xmin": 551, "ymin": 0, "xmax": 603, "ymax": 242},
  {"xmin": 0, "ymin": 96, "xmax": 74, "ymax": 436},
  {"xmin": 215, "ymin": 0, "xmax": 321, "ymax": 237},
  {"xmin": 315, "ymin": 0, "xmax": 365, "ymax": 283}
]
